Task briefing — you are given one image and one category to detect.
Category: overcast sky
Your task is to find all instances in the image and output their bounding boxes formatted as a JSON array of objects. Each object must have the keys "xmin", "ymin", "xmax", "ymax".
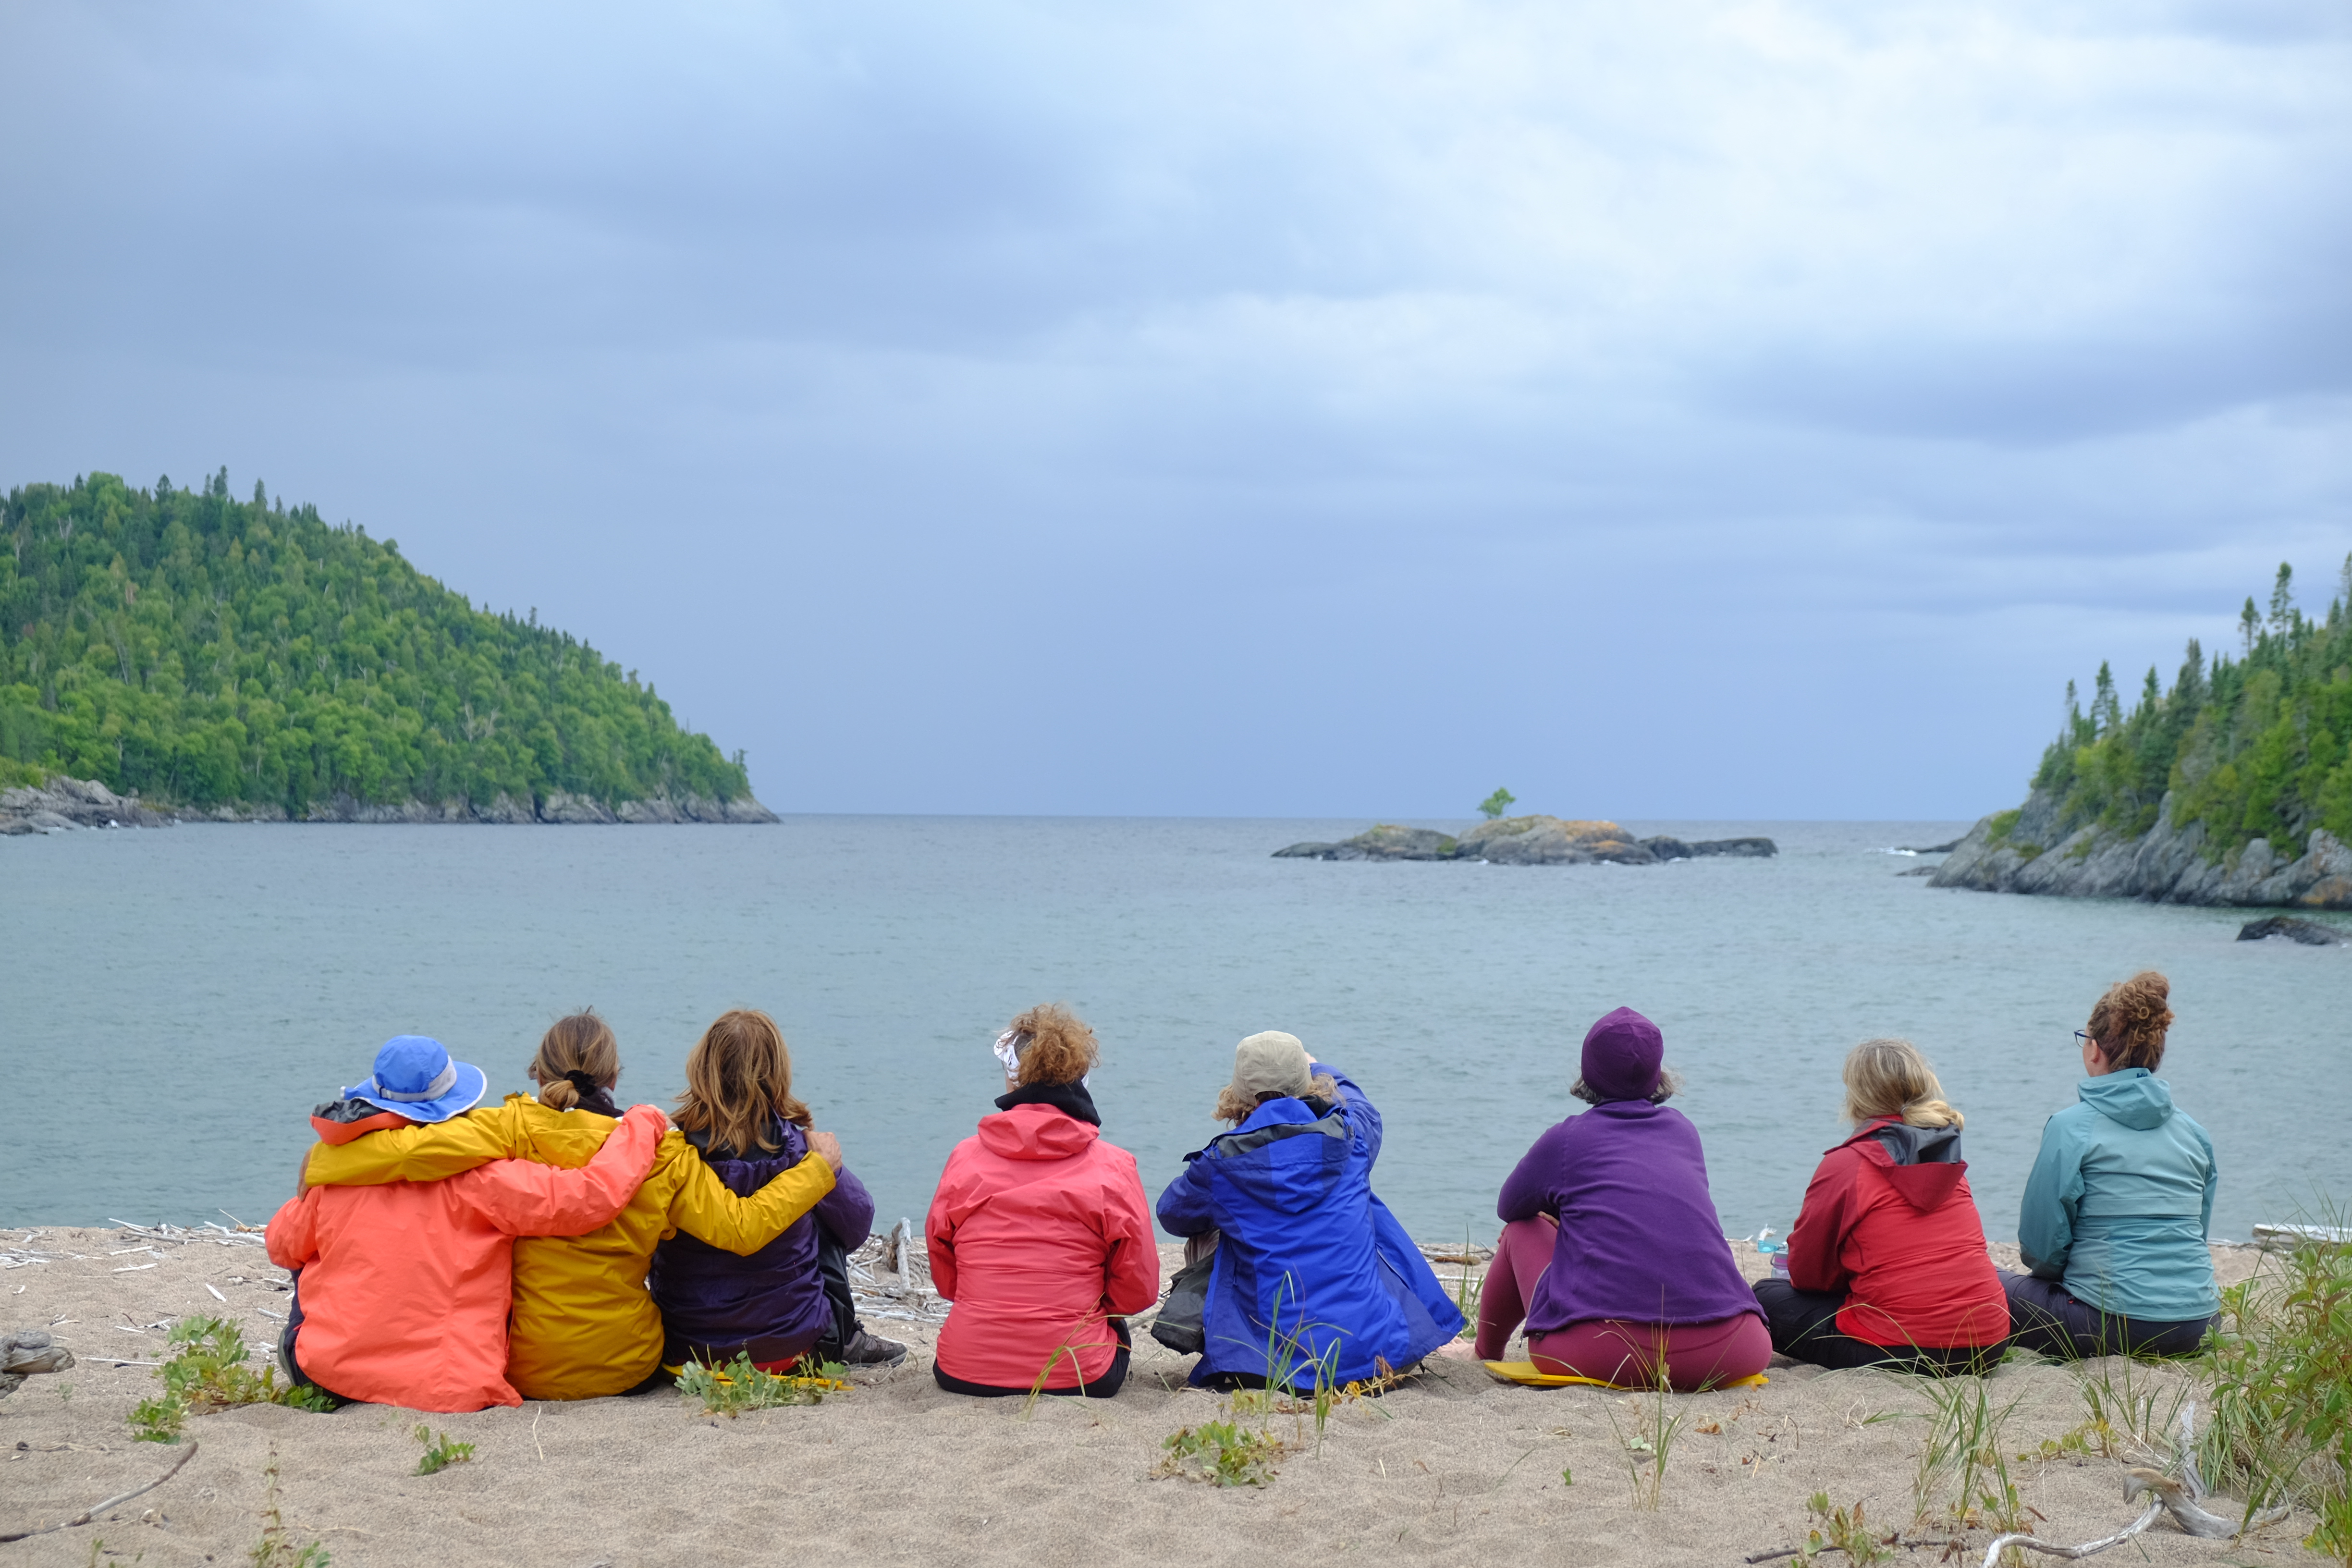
[{"xmin": 3, "ymin": 1, "xmax": 2346, "ymax": 818}]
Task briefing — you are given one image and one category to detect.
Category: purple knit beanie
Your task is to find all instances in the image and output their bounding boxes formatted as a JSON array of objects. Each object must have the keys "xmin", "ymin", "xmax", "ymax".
[{"xmin": 1580, "ymin": 1006, "xmax": 1665, "ymax": 1102}]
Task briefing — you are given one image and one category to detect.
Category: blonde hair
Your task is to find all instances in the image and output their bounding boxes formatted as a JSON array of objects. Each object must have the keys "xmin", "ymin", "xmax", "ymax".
[
  {"xmin": 2087, "ymin": 971, "xmax": 2173, "ymax": 1072},
  {"xmin": 1842, "ymin": 1038, "xmax": 1962, "ymax": 1129},
  {"xmin": 1215, "ymin": 1074, "xmax": 1341, "ymax": 1125},
  {"xmin": 1005, "ymin": 1003, "xmax": 1100, "ymax": 1088},
  {"xmin": 529, "ymin": 1010, "xmax": 620, "ymax": 1112},
  {"xmin": 673, "ymin": 1009, "xmax": 811, "ymax": 1156}
]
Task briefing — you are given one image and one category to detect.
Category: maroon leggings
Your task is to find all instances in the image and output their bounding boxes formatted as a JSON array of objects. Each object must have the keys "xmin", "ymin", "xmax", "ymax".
[{"xmin": 1477, "ymin": 1216, "xmax": 1772, "ymax": 1391}]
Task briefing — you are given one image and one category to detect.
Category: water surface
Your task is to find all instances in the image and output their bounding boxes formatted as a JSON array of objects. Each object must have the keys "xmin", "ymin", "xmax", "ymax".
[{"xmin": 4, "ymin": 817, "xmax": 2344, "ymax": 1243}]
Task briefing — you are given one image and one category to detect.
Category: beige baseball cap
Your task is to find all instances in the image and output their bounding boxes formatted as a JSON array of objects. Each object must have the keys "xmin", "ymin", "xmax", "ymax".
[{"xmin": 1228, "ymin": 1030, "xmax": 1312, "ymax": 1103}]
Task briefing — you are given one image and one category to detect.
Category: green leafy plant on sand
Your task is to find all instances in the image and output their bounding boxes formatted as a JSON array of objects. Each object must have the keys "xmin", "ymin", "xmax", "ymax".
[
  {"xmin": 1796, "ymin": 1493, "xmax": 1896, "ymax": 1567},
  {"xmin": 1157, "ymin": 1275, "xmax": 1400, "ymax": 1487},
  {"xmin": 128, "ymin": 1316, "xmax": 333, "ymax": 1443},
  {"xmin": 675, "ymin": 1352, "xmax": 851, "ymax": 1418},
  {"xmin": 1477, "ymin": 787, "xmax": 1517, "ymax": 820},
  {"xmin": 248, "ymin": 1446, "xmax": 331, "ymax": 1568},
  {"xmin": 411, "ymin": 1426, "xmax": 475, "ymax": 1476},
  {"xmin": 2199, "ymin": 1223, "xmax": 2352, "ymax": 1563}
]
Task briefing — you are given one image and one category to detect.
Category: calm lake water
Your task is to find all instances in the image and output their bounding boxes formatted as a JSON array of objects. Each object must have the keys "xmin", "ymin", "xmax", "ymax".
[{"xmin": 3, "ymin": 817, "xmax": 2346, "ymax": 1245}]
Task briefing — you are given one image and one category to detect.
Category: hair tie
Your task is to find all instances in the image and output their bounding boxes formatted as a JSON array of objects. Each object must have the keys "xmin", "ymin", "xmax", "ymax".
[{"xmin": 563, "ymin": 1069, "xmax": 602, "ymax": 1094}]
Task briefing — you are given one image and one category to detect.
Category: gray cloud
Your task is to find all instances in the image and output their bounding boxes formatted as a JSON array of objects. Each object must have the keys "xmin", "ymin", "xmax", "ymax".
[{"xmin": 2, "ymin": 0, "xmax": 2346, "ymax": 815}]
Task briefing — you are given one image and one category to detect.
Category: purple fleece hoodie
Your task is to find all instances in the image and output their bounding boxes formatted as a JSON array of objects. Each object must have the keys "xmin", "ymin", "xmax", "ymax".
[{"xmin": 1494, "ymin": 1008, "xmax": 1760, "ymax": 1333}]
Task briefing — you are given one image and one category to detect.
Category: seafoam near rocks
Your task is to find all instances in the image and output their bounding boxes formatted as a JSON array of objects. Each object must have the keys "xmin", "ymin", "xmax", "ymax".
[
  {"xmin": 1, "ymin": 775, "xmax": 779, "ymax": 833},
  {"xmin": 1932, "ymin": 786, "xmax": 2352, "ymax": 910}
]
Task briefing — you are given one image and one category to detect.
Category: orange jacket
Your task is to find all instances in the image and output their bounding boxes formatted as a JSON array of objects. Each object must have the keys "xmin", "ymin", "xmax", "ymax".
[
  {"xmin": 265, "ymin": 1105, "xmax": 665, "ymax": 1411},
  {"xmin": 926, "ymin": 1104, "xmax": 1158, "ymax": 1390},
  {"xmin": 301, "ymin": 1095, "xmax": 835, "ymax": 1399}
]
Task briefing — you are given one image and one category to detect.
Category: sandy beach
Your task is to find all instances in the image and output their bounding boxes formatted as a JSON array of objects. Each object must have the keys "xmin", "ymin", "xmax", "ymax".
[{"xmin": 0, "ymin": 1226, "xmax": 2323, "ymax": 1568}]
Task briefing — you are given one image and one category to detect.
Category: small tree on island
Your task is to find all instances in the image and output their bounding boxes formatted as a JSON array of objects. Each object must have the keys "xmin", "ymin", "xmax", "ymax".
[{"xmin": 1478, "ymin": 787, "xmax": 1517, "ymax": 820}]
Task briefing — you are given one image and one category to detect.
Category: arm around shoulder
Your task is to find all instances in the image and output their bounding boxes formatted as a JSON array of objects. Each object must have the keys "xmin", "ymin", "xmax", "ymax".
[
  {"xmin": 472, "ymin": 1103, "xmax": 668, "ymax": 1238},
  {"xmin": 669, "ymin": 1134, "xmax": 838, "ymax": 1255},
  {"xmin": 303, "ymin": 1102, "xmax": 527, "ymax": 1189}
]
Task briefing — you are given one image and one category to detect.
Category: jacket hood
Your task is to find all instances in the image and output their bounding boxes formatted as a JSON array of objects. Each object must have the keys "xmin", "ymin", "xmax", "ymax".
[
  {"xmin": 310, "ymin": 1097, "xmax": 423, "ymax": 1147},
  {"xmin": 976, "ymin": 1102, "xmax": 1102, "ymax": 1161},
  {"xmin": 2077, "ymin": 1068, "xmax": 2176, "ymax": 1131},
  {"xmin": 1844, "ymin": 1117, "xmax": 1968, "ymax": 1211}
]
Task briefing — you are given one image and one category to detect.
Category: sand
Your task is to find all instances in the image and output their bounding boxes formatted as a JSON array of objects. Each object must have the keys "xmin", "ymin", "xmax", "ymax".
[{"xmin": 0, "ymin": 1225, "xmax": 2324, "ymax": 1568}]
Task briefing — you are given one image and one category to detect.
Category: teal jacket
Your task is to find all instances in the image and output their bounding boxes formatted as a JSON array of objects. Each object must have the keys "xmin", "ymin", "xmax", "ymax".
[{"xmin": 2018, "ymin": 1070, "xmax": 2218, "ymax": 1322}]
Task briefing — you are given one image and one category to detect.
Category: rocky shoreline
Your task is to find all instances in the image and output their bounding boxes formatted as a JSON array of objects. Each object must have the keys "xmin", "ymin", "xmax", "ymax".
[
  {"xmin": 0, "ymin": 775, "xmax": 779, "ymax": 835},
  {"xmin": 1275, "ymin": 815, "xmax": 1776, "ymax": 865},
  {"xmin": 1930, "ymin": 787, "xmax": 2352, "ymax": 910}
]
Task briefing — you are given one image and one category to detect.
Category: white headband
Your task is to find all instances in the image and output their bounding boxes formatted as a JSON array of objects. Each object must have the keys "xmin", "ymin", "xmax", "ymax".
[{"xmin": 994, "ymin": 1027, "xmax": 1090, "ymax": 1089}]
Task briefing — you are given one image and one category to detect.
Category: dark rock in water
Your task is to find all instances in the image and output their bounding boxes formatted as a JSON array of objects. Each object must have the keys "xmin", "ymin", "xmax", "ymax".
[
  {"xmin": 1933, "ymin": 787, "xmax": 2352, "ymax": 910},
  {"xmin": 2236, "ymin": 915, "xmax": 2347, "ymax": 946},
  {"xmin": 1642, "ymin": 835, "xmax": 1693, "ymax": 860},
  {"xmin": 0, "ymin": 777, "xmax": 171, "ymax": 834},
  {"xmin": 1897, "ymin": 865, "xmax": 1938, "ymax": 877},
  {"xmin": 1274, "ymin": 824, "xmax": 1459, "ymax": 861},
  {"xmin": 1688, "ymin": 837, "xmax": 1776, "ymax": 858},
  {"xmin": 1898, "ymin": 839, "xmax": 1961, "ymax": 855}
]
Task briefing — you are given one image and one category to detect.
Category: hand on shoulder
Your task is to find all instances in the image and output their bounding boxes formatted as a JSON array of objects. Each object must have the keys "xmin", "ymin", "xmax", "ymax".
[
  {"xmin": 623, "ymin": 1103, "xmax": 672, "ymax": 1134},
  {"xmin": 807, "ymin": 1129, "xmax": 845, "ymax": 1173}
]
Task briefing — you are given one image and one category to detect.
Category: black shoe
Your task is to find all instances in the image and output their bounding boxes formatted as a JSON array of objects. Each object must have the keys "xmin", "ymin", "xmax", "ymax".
[{"xmin": 831, "ymin": 1326, "xmax": 907, "ymax": 1369}]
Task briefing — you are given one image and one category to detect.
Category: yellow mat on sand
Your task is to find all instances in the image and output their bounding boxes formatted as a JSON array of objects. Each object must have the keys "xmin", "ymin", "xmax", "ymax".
[{"xmin": 1481, "ymin": 1360, "xmax": 1768, "ymax": 1390}]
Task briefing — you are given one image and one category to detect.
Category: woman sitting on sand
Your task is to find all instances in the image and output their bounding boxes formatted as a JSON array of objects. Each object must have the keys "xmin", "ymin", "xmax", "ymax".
[
  {"xmin": 270, "ymin": 1034, "xmax": 670, "ymax": 1411},
  {"xmin": 1475, "ymin": 1007, "xmax": 1770, "ymax": 1391},
  {"xmin": 926, "ymin": 1004, "xmax": 1159, "ymax": 1397},
  {"xmin": 647, "ymin": 1010, "xmax": 906, "ymax": 1372},
  {"xmin": 1751, "ymin": 1039, "xmax": 2009, "ymax": 1373},
  {"xmin": 298, "ymin": 1010, "xmax": 844, "ymax": 1399},
  {"xmin": 1155, "ymin": 1031, "xmax": 1463, "ymax": 1391},
  {"xmin": 2002, "ymin": 972, "xmax": 2218, "ymax": 1359}
]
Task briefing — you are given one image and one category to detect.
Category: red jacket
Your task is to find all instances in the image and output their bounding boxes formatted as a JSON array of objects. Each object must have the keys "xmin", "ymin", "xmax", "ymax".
[
  {"xmin": 1786, "ymin": 1118, "xmax": 2007, "ymax": 1348},
  {"xmin": 926, "ymin": 1103, "xmax": 1159, "ymax": 1390},
  {"xmin": 266, "ymin": 1105, "xmax": 666, "ymax": 1411}
]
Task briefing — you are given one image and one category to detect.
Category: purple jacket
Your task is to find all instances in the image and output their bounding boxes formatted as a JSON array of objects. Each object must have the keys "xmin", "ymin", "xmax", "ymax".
[
  {"xmin": 647, "ymin": 1118, "xmax": 874, "ymax": 1362},
  {"xmin": 1496, "ymin": 1101, "xmax": 1760, "ymax": 1333}
]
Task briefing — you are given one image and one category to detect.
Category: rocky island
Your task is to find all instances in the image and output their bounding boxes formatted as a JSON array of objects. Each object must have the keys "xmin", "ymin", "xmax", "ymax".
[
  {"xmin": 2, "ymin": 471, "xmax": 775, "ymax": 830},
  {"xmin": 1931, "ymin": 558, "xmax": 2352, "ymax": 912},
  {"xmin": 1275, "ymin": 815, "xmax": 1776, "ymax": 864}
]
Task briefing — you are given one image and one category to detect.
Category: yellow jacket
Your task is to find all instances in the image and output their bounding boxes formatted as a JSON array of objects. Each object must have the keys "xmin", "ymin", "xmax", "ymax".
[{"xmin": 303, "ymin": 1094, "xmax": 835, "ymax": 1399}]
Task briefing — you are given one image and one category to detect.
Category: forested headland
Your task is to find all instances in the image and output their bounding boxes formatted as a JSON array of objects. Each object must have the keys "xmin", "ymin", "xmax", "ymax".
[
  {"xmin": 2023, "ymin": 559, "xmax": 2352, "ymax": 855},
  {"xmin": 1, "ymin": 471, "xmax": 761, "ymax": 820},
  {"xmin": 1933, "ymin": 558, "xmax": 2352, "ymax": 909}
]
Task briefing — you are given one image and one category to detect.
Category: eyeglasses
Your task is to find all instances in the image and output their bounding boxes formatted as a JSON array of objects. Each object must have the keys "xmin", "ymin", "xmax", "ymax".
[{"xmin": 2073, "ymin": 1030, "xmax": 2093, "ymax": 1045}]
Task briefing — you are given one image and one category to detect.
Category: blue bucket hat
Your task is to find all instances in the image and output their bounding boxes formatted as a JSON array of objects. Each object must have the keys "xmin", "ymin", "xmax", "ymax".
[{"xmin": 342, "ymin": 1035, "xmax": 487, "ymax": 1124}]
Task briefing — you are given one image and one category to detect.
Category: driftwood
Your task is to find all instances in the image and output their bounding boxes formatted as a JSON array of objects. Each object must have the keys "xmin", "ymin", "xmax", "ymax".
[
  {"xmin": 0, "ymin": 1329, "xmax": 75, "ymax": 1398},
  {"xmin": 0, "ymin": 1439, "xmax": 199, "ymax": 1542},
  {"xmin": 845, "ymin": 1220, "xmax": 949, "ymax": 1328},
  {"xmin": 1973, "ymin": 1403, "xmax": 2291, "ymax": 1568}
]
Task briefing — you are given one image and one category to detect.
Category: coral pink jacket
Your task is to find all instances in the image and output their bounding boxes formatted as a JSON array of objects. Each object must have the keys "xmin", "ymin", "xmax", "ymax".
[
  {"xmin": 927, "ymin": 1104, "xmax": 1159, "ymax": 1390},
  {"xmin": 266, "ymin": 1105, "xmax": 665, "ymax": 1411}
]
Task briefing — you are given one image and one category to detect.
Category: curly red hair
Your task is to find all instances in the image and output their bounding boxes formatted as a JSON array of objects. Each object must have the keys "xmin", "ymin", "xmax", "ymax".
[{"xmin": 2087, "ymin": 971, "xmax": 2174, "ymax": 1072}]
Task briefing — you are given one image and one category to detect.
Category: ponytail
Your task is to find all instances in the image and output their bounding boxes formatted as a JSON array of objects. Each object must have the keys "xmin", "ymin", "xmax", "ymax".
[{"xmin": 530, "ymin": 1010, "xmax": 620, "ymax": 1112}]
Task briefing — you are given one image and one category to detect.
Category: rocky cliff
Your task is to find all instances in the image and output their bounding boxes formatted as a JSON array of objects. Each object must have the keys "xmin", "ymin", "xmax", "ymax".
[
  {"xmin": 1, "ymin": 775, "xmax": 778, "ymax": 835},
  {"xmin": 1274, "ymin": 816, "xmax": 1776, "ymax": 864},
  {"xmin": 1931, "ymin": 788, "xmax": 2352, "ymax": 909}
]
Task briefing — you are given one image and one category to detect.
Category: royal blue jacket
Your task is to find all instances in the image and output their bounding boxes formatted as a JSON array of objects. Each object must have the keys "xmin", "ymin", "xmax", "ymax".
[
  {"xmin": 2018, "ymin": 1069, "xmax": 2218, "ymax": 1322},
  {"xmin": 1155, "ymin": 1064, "xmax": 1463, "ymax": 1388}
]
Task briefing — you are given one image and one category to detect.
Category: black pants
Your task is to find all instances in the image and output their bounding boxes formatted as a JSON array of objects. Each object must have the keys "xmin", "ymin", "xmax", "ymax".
[
  {"xmin": 276, "ymin": 1274, "xmax": 352, "ymax": 1408},
  {"xmin": 1752, "ymin": 1279, "xmax": 2005, "ymax": 1375},
  {"xmin": 932, "ymin": 1319, "xmax": 1131, "ymax": 1399},
  {"xmin": 812, "ymin": 1231, "xmax": 860, "ymax": 1356},
  {"xmin": 1997, "ymin": 1270, "xmax": 2213, "ymax": 1360}
]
